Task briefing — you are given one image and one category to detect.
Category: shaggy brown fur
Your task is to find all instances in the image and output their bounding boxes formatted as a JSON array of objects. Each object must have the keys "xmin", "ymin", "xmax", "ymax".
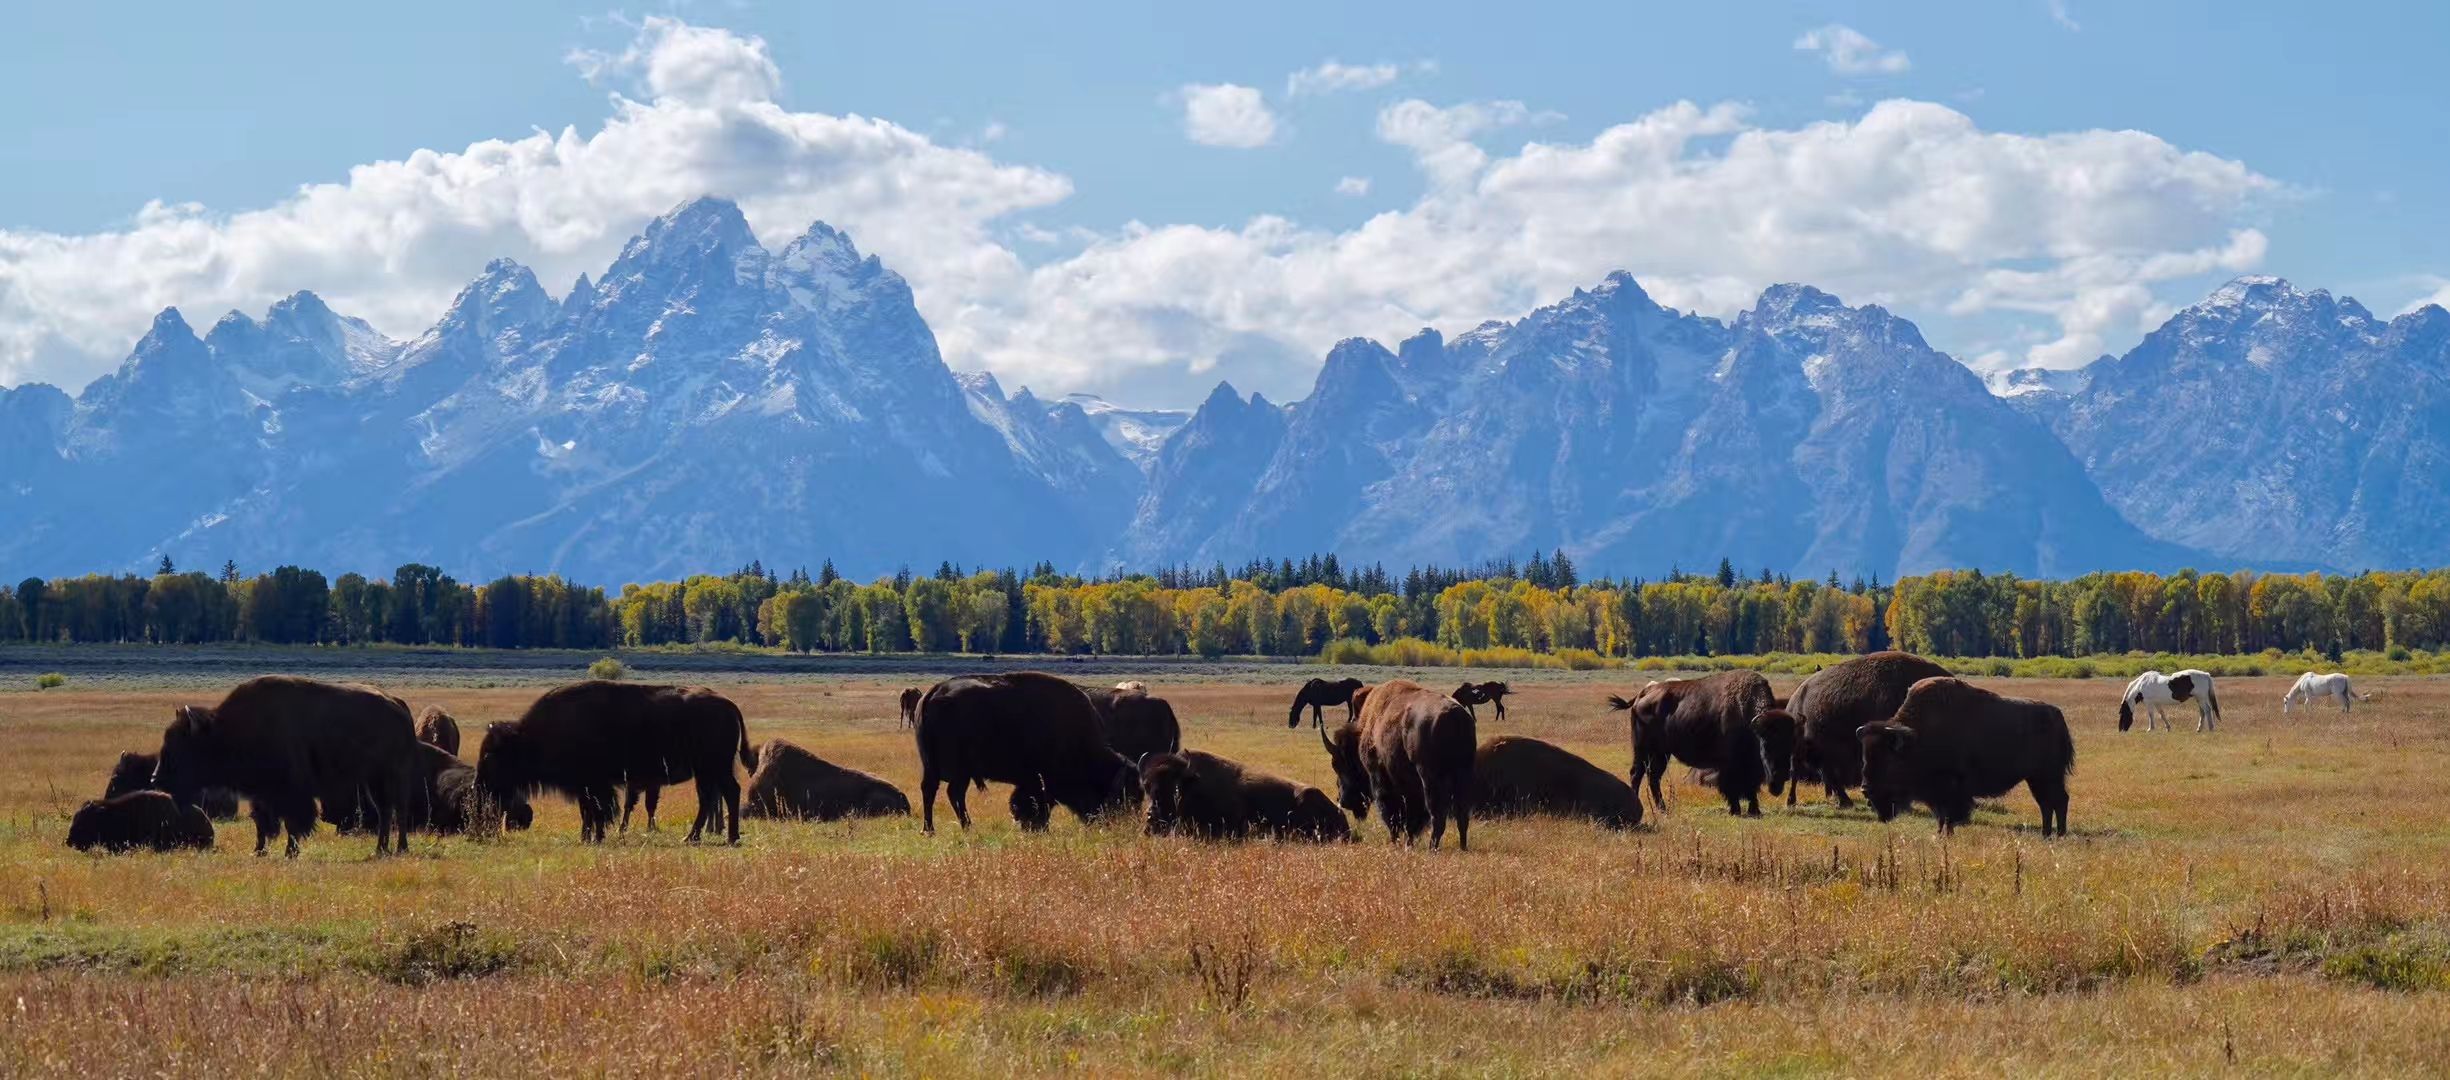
[
  {"xmin": 66, "ymin": 791, "xmax": 213, "ymax": 853},
  {"xmin": 1140, "ymin": 749, "xmax": 1350, "ymax": 842},
  {"xmin": 744, "ymin": 739, "xmax": 911, "ymax": 820},
  {"xmin": 1472, "ymin": 735, "xmax": 1640, "ymax": 829},
  {"xmin": 1320, "ymin": 680, "xmax": 1476, "ymax": 849},
  {"xmin": 1781, "ymin": 651, "xmax": 1950, "ymax": 808},
  {"xmin": 150, "ymin": 676, "xmax": 419, "ymax": 857},
  {"xmin": 1606, "ymin": 670, "xmax": 1779, "ymax": 817},
  {"xmin": 1081, "ymin": 684, "xmax": 1184, "ymax": 761},
  {"xmin": 475, "ymin": 681, "xmax": 755, "ymax": 845},
  {"xmin": 1861, "ymin": 676, "xmax": 2074, "ymax": 836},
  {"xmin": 915, "ymin": 672, "xmax": 1140, "ymax": 833},
  {"xmin": 415, "ymin": 706, "xmax": 462, "ymax": 756}
]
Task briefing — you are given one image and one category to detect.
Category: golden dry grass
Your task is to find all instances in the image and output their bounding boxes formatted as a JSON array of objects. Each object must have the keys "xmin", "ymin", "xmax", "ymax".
[{"xmin": 2, "ymin": 671, "xmax": 2447, "ymax": 1077}]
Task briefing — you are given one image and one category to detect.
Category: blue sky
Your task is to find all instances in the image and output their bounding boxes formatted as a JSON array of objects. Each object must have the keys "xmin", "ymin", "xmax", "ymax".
[{"xmin": 3, "ymin": 1, "xmax": 2445, "ymax": 405}]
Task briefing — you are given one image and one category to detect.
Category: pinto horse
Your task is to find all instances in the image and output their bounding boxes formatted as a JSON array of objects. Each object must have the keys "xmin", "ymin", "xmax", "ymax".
[
  {"xmin": 2283, "ymin": 672, "xmax": 2366, "ymax": 714},
  {"xmin": 2119, "ymin": 669, "xmax": 2222, "ymax": 732}
]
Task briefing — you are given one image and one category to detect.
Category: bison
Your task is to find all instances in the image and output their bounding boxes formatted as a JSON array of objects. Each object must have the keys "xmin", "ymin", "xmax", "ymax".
[
  {"xmin": 1082, "ymin": 683, "xmax": 1184, "ymax": 761},
  {"xmin": 1773, "ymin": 651, "xmax": 1950, "ymax": 809},
  {"xmin": 149, "ymin": 676, "xmax": 419, "ymax": 857},
  {"xmin": 1319, "ymin": 680, "xmax": 1475, "ymax": 849},
  {"xmin": 66, "ymin": 791, "xmax": 214, "ymax": 853},
  {"xmin": 396, "ymin": 742, "xmax": 531, "ymax": 834},
  {"xmin": 744, "ymin": 739, "xmax": 911, "ymax": 821},
  {"xmin": 915, "ymin": 672, "xmax": 1140, "ymax": 833},
  {"xmin": 1139, "ymin": 749, "xmax": 1350, "ymax": 842},
  {"xmin": 475, "ymin": 681, "xmax": 755, "ymax": 844},
  {"xmin": 1452, "ymin": 681, "xmax": 1512, "ymax": 723},
  {"xmin": 1286, "ymin": 677, "xmax": 1365, "ymax": 729},
  {"xmin": 416, "ymin": 706, "xmax": 462, "ymax": 756},
  {"xmin": 1472, "ymin": 735, "xmax": 1640, "ymax": 829},
  {"xmin": 103, "ymin": 751, "xmax": 239, "ymax": 820},
  {"xmin": 1859, "ymin": 676, "xmax": 2073, "ymax": 836},
  {"xmin": 1606, "ymin": 670, "xmax": 1779, "ymax": 817}
]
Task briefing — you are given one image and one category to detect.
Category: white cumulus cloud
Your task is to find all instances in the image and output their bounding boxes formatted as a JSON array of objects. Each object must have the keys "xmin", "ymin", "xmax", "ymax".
[
  {"xmin": 1795, "ymin": 24, "xmax": 1912, "ymax": 75},
  {"xmin": 1174, "ymin": 83, "xmax": 1278, "ymax": 148}
]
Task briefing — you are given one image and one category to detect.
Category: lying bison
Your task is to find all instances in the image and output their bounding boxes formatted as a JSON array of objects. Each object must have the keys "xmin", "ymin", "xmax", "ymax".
[
  {"xmin": 1607, "ymin": 670, "xmax": 1779, "ymax": 816},
  {"xmin": 416, "ymin": 706, "xmax": 462, "ymax": 756},
  {"xmin": 1472, "ymin": 736, "xmax": 1640, "ymax": 829},
  {"xmin": 1082, "ymin": 683, "xmax": 1184, "ymax": 761},
  {"xmin": 67, "ymin": 791, "xmax": 214, "ymax": 853},
  {"xmin": 1140, "ymin": 749, "xmax": 1350, "ymax": 842},
  {"xmin": 150, "ymin": 676, "xmax": 419, "ymax": 857},
  {"xmin": 476, "ymin": 681, "xmax": 755, "ymax": 844},
  {"xmin": 1452, "ymin": 681, "xmax": 1512, "ymax": 723},
  {"xmin": 744, "ymin": 740, "xmax": 910, "ymax": 821},
  {"xmin": 1320, "ymin": 680, "xmax": 1475, "ymax": 849},
  {"xmin": 915, "ymin": 672, "xmax": 1139, "ymax": 832},
  {"xmin": 1286, "ymin": 677, "xmax": 1365, "ymax": 729},
  {"xmin": 1772, "ymin": 651, "xmax": 1949, "ymax": 809},
  {"xmin": 103, "ymin": 751, "xmax": 239, "ymax": 820},
  {"xmin": 1860, "ymin": 676, "xmax": 2073, "ymax": 836}
]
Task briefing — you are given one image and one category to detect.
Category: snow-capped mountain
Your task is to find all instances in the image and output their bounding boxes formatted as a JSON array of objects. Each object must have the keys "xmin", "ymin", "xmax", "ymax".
[
  {"xmin": 2031, "ymin": 276, "xmax": 2450, "ymax": 570},
  {"xmin": 3, "ymin": 204, "xmax": 2434, "ymax": 583}
]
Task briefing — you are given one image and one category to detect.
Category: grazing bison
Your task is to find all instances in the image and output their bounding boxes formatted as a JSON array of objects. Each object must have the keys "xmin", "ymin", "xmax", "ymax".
[
  {"xmin": 1452, "ymin": 681, "xmax": 1512, "ymax": 723},
  {"xmin": 1606, "ymin": 670, "xmax": 1779, "ymax": 817},
  {"xmin": 1472, "ymin": 736, "xmax": 1640, "ymax": 829},
  {"xmin": 475, "ymin": 681, "xmax": 755, "ymax": 844},
  {"xmin": 1139, "ymin": 749, "xmax": 1351, "ymax": 842},
  {"xmin": 915, "ymin": 672, "xmax": 1141, "ymax": 833},
  {"xmin": 1082, "ymin": 683, "xmax": 1184, "ymax": 761},
  {"xmin": 1776, "ymin": 651, "xmax": 1951, "ymax": 808},
  {"xmin": 744, "ymin": 740, "xmax": 911, "ymax": 820},
  {"xmin": 1860, "ymin": 676, "xmax": 2074, "ymax": 836},
  {"xmin": 103, "ymin": 751, "xmax": 239, "ymax": 820},
  {"xmin": 416, "ymin": 706, "xmax": 462, "ymax": 756},
  {"xmin": 149, "ymin": 676, "xmax": 418, "ymax": 858},
  {"xmin": 66, "ymin": 791, "xmax": 214, "ymax": 853},
  {"xmin": 1286, "ymin": 677, "xmax": 1366, "ymax": 729},
  {"xmin": 1319, "ymin": 680, "xmax": 1476, "ymax": 849},
  {"xmin": 898, "ymin": 687, "xmax": 922, "ymax": 729},
  {"xmin": 398, "ymin": 742, "xmax": 531, "ymax": 834}
]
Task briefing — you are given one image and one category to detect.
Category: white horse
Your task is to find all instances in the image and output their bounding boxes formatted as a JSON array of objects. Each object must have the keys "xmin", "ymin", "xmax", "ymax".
[
  {"xmin": 2120, "ymin": 669, "xmax": 2222, "ymax": 732},
  {"xmin": 2282, "ymin": 672, "xmax": 2366, "ymax": 714}
]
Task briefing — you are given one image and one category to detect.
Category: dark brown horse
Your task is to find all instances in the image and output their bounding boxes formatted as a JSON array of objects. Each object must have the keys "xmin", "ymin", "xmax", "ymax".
[{"xmin": 1286, "ymin": 677, "xmax": 1366, "ymax": 729}]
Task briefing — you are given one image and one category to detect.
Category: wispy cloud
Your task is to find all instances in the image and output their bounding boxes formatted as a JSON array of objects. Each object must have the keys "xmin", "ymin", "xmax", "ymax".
[
  {"xmin": 1334, "ymin": 176, "xmax": 1372, "ymax": 197},
  {"xmin": 2047, "ymin": 0, "xmax": 2081, "ymax": 31},
  {"xmin": 1794, "ymin": 24, "xmax": 1911, "ymax": 75},
  {"xmin": 1285, "ymin": 58, "xmax": 1436, "ymax": 97}
]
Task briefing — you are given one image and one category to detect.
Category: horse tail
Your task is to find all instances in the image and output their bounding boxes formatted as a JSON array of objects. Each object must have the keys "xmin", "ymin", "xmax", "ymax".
[{"xmin": 2205, "ymin": 679, "xmax": 2222, "ymax": 724}]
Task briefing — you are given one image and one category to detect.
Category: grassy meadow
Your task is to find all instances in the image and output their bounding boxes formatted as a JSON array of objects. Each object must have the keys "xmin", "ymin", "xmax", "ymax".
[{"xmin": 1, "ymin": 667, "xmax": 2447, "ymax": 1076}]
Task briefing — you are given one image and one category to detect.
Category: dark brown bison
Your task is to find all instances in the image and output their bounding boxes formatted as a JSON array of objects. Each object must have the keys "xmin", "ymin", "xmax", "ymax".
[
  {"xmin": 1318, "ymin": 680, "xmax": 1475, "ymax": 849},
  {"xmin": 1774, "ymin": 651, "xmax": 1950, "ymax": 808},
  {"xmin": 1606, "ymin": 670, "xmax": 1779, "ymax": 817},
  {"xmin": 1082, "ymin": 683, "xmax": 1184, "ymax": 761},
  {"xmin": 1286, "ymin": 676, "xmax": 1365, "ymax": 729},
  {"xmin": 103, "ymin": 751, "xmax": 239, "ymax": 820},
  {"xmin": 1452, "ymin": 681, "xmax": 1512, "ymax": 723},
  {"xmin": 66, "ymin": 791, "xmax": 214, "ymax": 853},
  {"xmin": 898, "ymin": 687, "xmax": 922, "ymax": 729},
  {"xmin": 744, "ymin": 739, "xmax": 911, "ymax": 820},
  {"xmin": 475, "ymin": 681, "xmax": 755, "ymax": 844},
  {"xmin": 415, "ymin": 705, "xmax": 462, "ymax": 756},
  {"xmin": 149, "ymin": 676, "xmax": 419, "ymax": 857},
  {"xmin": 1139, "ymin": 749, "xmax": 1350, "ymax": 842},
  {"xmin": 1472, "ymin": 735, "xmax": 1640, "ymax": 829},
  {"xmin": 915, "ymin": 672, "xmax": 1140, "ymax": 833},
  {"xmin": 1859, "ymin": 676, "xmax": 2073, "ymax": 836},
  {"xmin": 396, "ymin": 742, "xmax": 531, "ymax": 834}
]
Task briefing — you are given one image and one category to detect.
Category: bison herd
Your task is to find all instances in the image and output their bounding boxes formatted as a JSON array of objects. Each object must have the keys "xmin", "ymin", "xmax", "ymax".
[{"xmin": 66, "ymin": 649, "xmax": 2086, "ymax": 858}]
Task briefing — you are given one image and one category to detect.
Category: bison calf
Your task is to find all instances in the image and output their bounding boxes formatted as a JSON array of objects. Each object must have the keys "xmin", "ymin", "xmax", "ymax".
[
  {"xmin": 1473, "ymin": 736, "xmax": 1640, "ymax": 829},
  {"xmin": 745, "ymin": 740, "xmax": 911, "ymax": 820},
  {"xmin": 1607, "ymin": 670, "xmax": 1779, "ymax": 817},
  {"xmin": 67, "ymin": 791, "xmax": 213, "ymax": 853},
  {"xmin": 1140, "ymin": 750, "xmax": 1350, "ymax": 842},
  {"xmin": 1859, "ymin": 676, "xmax": 2074, "ymax": 836}
]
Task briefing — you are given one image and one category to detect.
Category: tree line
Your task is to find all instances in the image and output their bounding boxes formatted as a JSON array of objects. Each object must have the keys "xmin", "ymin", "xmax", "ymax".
[{"xmin": 4, "ymin": 555, "xmax": 2446, "ymax": 660}]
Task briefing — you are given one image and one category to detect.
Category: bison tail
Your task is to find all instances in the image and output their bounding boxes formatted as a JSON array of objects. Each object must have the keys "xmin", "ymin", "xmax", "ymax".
[
  {"xmin": 2059, "ymin": 723, "xmax": 2077, "ymax": 777},
  {"xmin": 1604, "ymin": 694, "xmax": 1635, "ymax": 712}
]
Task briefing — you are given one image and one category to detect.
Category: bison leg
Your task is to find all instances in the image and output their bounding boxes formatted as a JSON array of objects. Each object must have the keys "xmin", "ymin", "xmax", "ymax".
[
  {"xmin": 280, "ymin": 797, "xmax": 315, "ymax": 859},
  {"xmin": 2030, "ymin": 776, "xmax": 2070, "ymax": 838},
  {"xmin": 943, "ymin": 777, "xmax": 974, "ymax": 831},
  {"xmin": 921, "ymin": 772, "xmax": 940, "ymax": 834},
  {"xmin": 1640, "ymin": 754, "xmax": 1669, "ymax": 813}
]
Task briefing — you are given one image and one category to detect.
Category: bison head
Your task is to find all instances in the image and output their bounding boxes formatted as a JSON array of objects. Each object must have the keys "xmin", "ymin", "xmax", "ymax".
[
  {"xmin": 104, "ymin": 752, "xmax": 157, "ymax": 800},
  {"xmin": 1138, "ymin": 752, "xmax": 1190, "ymax": 836},
  {"xmin": 1750, "ymin": 709, "xmax": 1799, "ymax": 797},
  {"xmin": 64, "ymin": 801, "xmax": 105, "ymax": 852},
  {"xmin": 474, "ymin": 723, "xmax": 537, "ymax": 806},
  {"xmin": 1319, "ymin": 720, "xmax": 1372, "ymax": 818},
  {"xmin": 1855, "ymin": 722, "xmax": 1917, "ymax": 822},
  {"xmin": 149, "ymin": 706, "xmax": 219, "ymax": 811},
  {"xmin": 1291, "ymin": 787, "xmax": 1354, "ymax": 842}
]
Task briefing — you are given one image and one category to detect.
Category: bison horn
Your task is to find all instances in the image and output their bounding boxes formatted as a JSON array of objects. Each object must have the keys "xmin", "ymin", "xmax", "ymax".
[{"xmin": 1319, "ymin": 719, "xmax": 1336, "ymax": 757}]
